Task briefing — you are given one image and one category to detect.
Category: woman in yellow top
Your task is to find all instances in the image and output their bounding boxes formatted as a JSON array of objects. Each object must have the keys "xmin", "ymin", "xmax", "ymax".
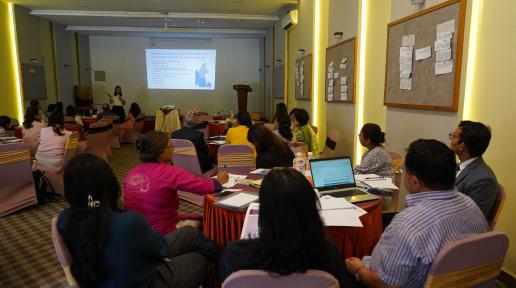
[{"xmin": 225, "ymin": 111, "xmax": 256, "ymax": 154}]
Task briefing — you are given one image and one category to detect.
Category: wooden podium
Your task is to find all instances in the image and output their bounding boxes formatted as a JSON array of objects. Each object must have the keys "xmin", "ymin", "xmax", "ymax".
[{"xmin": 233, "ymin": 84, "xmax": 252, "ymax": 112}]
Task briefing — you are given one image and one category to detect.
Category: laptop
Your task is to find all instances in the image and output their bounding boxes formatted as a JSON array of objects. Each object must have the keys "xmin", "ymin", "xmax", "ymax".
[{"xmin": 310, "ymin": 156, "xmax": 380, "ymax": 203}]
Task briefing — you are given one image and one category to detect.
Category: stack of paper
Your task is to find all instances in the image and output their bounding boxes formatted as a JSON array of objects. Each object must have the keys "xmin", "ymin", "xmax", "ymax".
[
  {"xmin": 319, "ymin": 195, "xmax": 366, "ymax": 227},
  {"xmin": 355, "ymin": 174, "xmax": 398, "ymax": 190},
  {"xmin": 214, "ymin": 192, "xmax": 259, "ymax": 211},
  {"xmin": 240, "ymin": 203, "xmax": 260, "ymax": 239},
  {"xmin": 435, "ymin": 19, "xmax": 455, "ymax": 75}
]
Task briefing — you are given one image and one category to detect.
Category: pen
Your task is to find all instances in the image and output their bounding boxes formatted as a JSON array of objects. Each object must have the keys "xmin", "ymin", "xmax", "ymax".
[{"xmin": 364, "ymin": 177, "xmax": 386, "ymax": 180}]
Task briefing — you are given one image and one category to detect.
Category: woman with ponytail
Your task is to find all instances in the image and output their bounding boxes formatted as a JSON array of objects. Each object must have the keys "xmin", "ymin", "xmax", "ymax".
[
  {"xmin": 59, "ymin": 153, "xmax": 222, "ymax": 287},
  {"xmin": 35, "ymin": 112, "xmax": 72, "ymax": 166},
  {"xmin": 354, "ymin": 123, "xmax": 393, "ymax": 177}
]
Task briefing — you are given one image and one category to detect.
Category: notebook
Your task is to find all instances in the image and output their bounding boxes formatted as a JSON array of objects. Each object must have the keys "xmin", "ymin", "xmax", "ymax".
[{"xmin": 309, "ymin": 157, "xmax": 380, "ymax": 203}]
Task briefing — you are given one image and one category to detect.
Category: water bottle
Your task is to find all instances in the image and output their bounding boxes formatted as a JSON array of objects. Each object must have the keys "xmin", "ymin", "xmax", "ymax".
[
  {"xmin": 305, "ymin": 152, "xmax": 314, "ymax": 172},
  {"xmin": 293, "ymin": 152, "xmax": 306, "ymax": 174}
]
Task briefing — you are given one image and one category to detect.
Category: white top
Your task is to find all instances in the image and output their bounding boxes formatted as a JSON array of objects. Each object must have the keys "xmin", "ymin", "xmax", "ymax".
[
  {"xmin": 112, "ymin": 95, "xmax": 124, "ymax": 106},
  {"xmin": 457, "ymin": 157, "xmax": 478, "ymax": 176}
]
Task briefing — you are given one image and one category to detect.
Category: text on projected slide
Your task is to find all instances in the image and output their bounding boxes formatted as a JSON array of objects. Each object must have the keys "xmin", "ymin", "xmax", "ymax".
[{"xmin": 146, "ymin": 49, "xmax": 216, "ymax": 90}]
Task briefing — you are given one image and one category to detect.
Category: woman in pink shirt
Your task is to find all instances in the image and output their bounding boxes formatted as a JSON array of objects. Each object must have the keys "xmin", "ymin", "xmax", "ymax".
[
  {"xmin": 35, "ymin": 112, "xmax": 71, "ymax": 167},
  {"xmin": 124, "ymin": 131, "xmax": 229, "ymax": 236},
  {"xmin": 22, "ymin": 106, "xmax": 46, "ymax": 156}
]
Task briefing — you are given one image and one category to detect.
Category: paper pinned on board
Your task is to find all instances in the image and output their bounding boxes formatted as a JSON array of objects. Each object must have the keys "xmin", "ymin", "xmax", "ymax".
[
  {"xmin": 340, "ymin": 76, "xmax": 347, "ymax": 84},
  {"xmin": 340, "ymin": 92, "xmax": 348, "ymax": 100},
  {"xmin": 328, "ymin": 72, "xmax": 333, "ymax": 79},
  {"xmin": 437, "ymin": 19, "xmax": 455, "ymax": 35},
  {"xmin": 437, "ymin": 31, "xmax": 453, "ymax": 41},
  {"xmin": 400, "ymin": 71, "xmax": 412, "ymax": 79},
  {"xmin": 328, "ymin": 79, "xmax": 334, "ymax": 86},
  {"xmin": 415, "ymin": 46, "xmax": 432, "ymax": 61},
  {"xmin": 341, "ymin": 85, "xmax": 348, "ymax": 93},
  {"xmin": 333, "ymin": 72, "xmax": 340, "ymax": 79},
  {"xmin": 435, "ymin": 60, "xmax": 453, "ymax": 75},
  {"xmin": 435, "ymin": 38, "xmax": 451, "ymax": 51},
  {"xmin": 340, "ymin": 63, "xmax": 347, "ymax": 69},
  {"xmin": 400, "ymin": 78, "xmax": 412, "ymax": 90},
  {"xmin": 436, "ymin": 48, "xmax": 452, "ymax": 62},
  {"xmin": 401, "ymin": 34, "xmax": 416, "ymax": 47},
  {"xmin": 327, "ymin": 93, "xmax": 334, "ymax": 101},
  {"xmin": 328, "ymin": 86, "xmax": 334, "ymax": 93},
  {"xmin": 400, "ymin": 62, "xmax": 412, "ymax": 72}
]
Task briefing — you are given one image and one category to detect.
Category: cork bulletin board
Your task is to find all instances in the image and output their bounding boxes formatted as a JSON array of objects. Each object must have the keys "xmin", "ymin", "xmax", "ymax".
[
  {"xmin": 295, "ymin": 53, "xmax": 312, "ymax": 100},
  {"xmin": 384, "ymin": 0, "xmax": 466, "ymax": 111},
  {"xmin": 325, "ymin": 37, "xmax": 357, "ymax": 103}
]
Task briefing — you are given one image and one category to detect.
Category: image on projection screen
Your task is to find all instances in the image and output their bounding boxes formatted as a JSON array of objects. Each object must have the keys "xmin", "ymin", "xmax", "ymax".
[{"xmin": 146, "ymin": 49, "xmax": 216, "ymax": 90}]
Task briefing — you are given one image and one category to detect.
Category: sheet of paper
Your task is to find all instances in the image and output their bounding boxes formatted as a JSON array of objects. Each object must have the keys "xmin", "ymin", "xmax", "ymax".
[
  {"xmin": 299, "ymin": 88, "xmax": 304, "ymax": 96},
  {"xmin": 354, "ymin": 174, "xmax": 381, "ymax": 181},
  {"xmin": 320, "ymin": 209, "xmax": 363, "ymax": 227},
  {"xmin": 340, "ymin": 92, "xmax": 348, "ymax": 100},
  {"xmin": 400, "ymin": 62, "xmax": 412, "ymax": 72},
  {"xmin": 296, "ymin": 80, "xmax": 299, "ymax": 87},
  {"xmin": 399, "ymin": 56, "xmax": 412, "ymax": 64},
  {"xmin": 328, "ymin": 79, "xmax": 334, "ymax": 86},
  {"xmin": 437, "ymin": 31, "xmax": 453, "ymax": 41},
  {"xmin": 328, "ymin": 61, "xmax": 334, "ymax": 67},
  {"xmin": 240, "ymin": 203, "xmax": 260, "ymax": 239},
  {"xmin": 400, "ymin": 78, "xmax": 412, "ymax": 90},
  {"xmin": 341, "ymin": 85, "xmax": 348, "ymax": 92},
  {"xmin": 435, "ymin": 38, "xmax": 451, "ymax": 51},
  {"xmin": 333, "ymin": 72, "xmax": 339, "ymax": 79},
  {"xmin": 218, "ymin": 192, "xmax": 258, "ymax": 208},
  {"xmin": 436, "ymin": 48, "xmax": 452, "ymax": 62},
  {"xmin": 319, "ymin": 195, "xmax": 354, "ymax": 210},
  {"xmin": 435, "ymin": 60, "xmax": 453, "ymax": 75},
  {"xmin": 401, "ymin": 34, "xmax": 415, "ymax": 47},
  {"xmin": 437, "ymin": 19, "xmax": 455, "ymax": 34},
  {"xmin": 209, "ymin": 140, "xmax": 226, "ymax": 145},
  {"xmin": 222, "ymin": 173, "xmax": 248, "ymax": 188},
  {"xmin": 340, "ymin": 63, "xmax": 347, "ymax": 69},
  {"xmin": 400, "ymin": 48, "xmax": 413, "ymax": 59},
  {"xmin": 327, "ymin": 93, "xmax": 334, "ymax": 101},
  {"xmin": 249, "ymin": 168, "xmax": 271, "ymax": 176},
  {"xmin": 361, "ymin": 178, "xmax": 399, "ymax": 190},
  {"xmin": 328, "ymin": 72, "xmax": 333, "ymax": 79},
  {"xmin": 400, "ymin": 71, "xmax": 412, "ymax": 79},
  {"xmin": 400, "ymin": 46, "xmax": 413, "ymax": 54},
  {"xmin": 328, "ymin": 86, "xmax": 334, "ymax": 93},
  {"xmin": 340, "ymin": 76, "xmax": 347, "ymax": 84},
  {"xmin": 415, "ymin": 46, "xmax": 432, "ymax": 61},
  {"xmin": 328, "ymin": 66, "xmax": 334, "ymax": 73}
]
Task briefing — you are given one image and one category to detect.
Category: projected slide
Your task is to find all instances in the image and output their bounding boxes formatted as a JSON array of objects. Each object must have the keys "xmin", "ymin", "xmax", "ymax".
[{"xmin": 146, "ymin": 49, "xmax": 216, "ymax": 90}]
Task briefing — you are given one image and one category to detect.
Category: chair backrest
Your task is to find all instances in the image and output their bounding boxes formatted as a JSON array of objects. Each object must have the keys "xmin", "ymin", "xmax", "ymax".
[
  {"xmin": 222, "ymin": 269, "xmax": 339, "ymax": 288},
  {"xmin": 289, "ymin": 142, "xmax": 308, "ymax": 156},
  {"xmin": 62, "ymin": 132, "xmax": 79, "ymax": 167},
  {"xmin": 86, "ymin": 125, "xmax": 108, "ymax": 161},
  {"xmin": 322, "ymin": 129, "xmax": 339, "ymax": 158},
  {"xmin": 487, "ymin": 185, "xmax": 505, "ymax": 230},
  {"xmin": 132, "ymin": 113, "xmax": 146, "ymax": 133},
  {"xmin": 172, "ymin": 139, "xmax": 203, "ymax": 177},
  {"xmin": 388, "ymin": 151, "xmax": 403, "ymax": 173},
  {"xmin": 423, "ymin": 231, "xmax": 509, "ymax": 288},
  {"xmin": 0, "ymin": 143, "xmax": 37, "ymax": 217},
  {"xmin": 218, "ymin": 144, "xmax": 255, "ymax": 174},
  {"xmin": 51, "ymin": 216, "xmax": 78, "ymax": 287}
]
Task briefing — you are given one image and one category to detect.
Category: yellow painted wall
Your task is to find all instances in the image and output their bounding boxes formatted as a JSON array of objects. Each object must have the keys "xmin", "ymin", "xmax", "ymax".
[
  {"xmin": 468, "ymin": 0, "xmax": 516, "ymax": 275},
  {"xmin": 0, "ymin": 0, "xmax": 21, "ymax": 119}
]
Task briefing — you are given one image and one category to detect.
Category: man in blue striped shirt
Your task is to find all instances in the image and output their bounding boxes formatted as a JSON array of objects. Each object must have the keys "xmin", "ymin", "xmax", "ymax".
[{"xmin": 345, "ymin": 139, "xmax": 489, "ymax": 287}]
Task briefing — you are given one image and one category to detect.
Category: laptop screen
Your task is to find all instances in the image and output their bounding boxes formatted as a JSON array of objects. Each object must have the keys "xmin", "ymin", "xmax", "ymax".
[{"xmin": 310, "ymin": 157, "xmax": 356, "ymax": 190}]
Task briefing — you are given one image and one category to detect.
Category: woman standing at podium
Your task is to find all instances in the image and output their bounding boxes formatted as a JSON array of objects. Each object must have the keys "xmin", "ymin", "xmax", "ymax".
[{"xmin": 107, "ymin": 85, "xmax": 126, "ymax": 124}]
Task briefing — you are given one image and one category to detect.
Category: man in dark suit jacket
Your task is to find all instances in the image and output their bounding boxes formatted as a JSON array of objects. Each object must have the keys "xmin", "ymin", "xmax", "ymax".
[
  {"xmin": 171, "ymin": 108, "xmax": 214, "ymax": 173},
  {"xmin": 450, "ymin": 120, "xmax": 498, "ymax": 218}
]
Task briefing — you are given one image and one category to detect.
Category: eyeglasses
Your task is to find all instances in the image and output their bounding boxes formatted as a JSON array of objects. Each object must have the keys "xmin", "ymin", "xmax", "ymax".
[{"xmin": 448, "ymin": 132, "xmax": 459, "ymax": 140}]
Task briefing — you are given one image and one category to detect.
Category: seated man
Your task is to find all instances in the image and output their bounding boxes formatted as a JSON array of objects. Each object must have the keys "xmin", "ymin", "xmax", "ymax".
[
  {"xmin": 345, "ymin": 139, "xmax": 489, "ymax": 287},
  {"xmin": 450, "ymin": 120, "xmax": 499, "ymax": 217},
  {"xmin": 96, "ymin": 103, "xmax": 117, "ymax": 120},
  {"xmin": 171, "ymin": 107, "xmax": 214, "ymax": 173}
]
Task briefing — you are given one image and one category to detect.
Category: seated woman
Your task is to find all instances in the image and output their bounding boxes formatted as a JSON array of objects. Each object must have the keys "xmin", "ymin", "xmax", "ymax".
[
  {"xmin": 219, "ymin": 168, "xmax": 354, "ymax": 287},
  {"xmin": 354, "ymin": 123, "xmax": 393, "ymax": 177},
  {"xmin": 65, "ymin": 105, "xmax": 83, "ymax": 126},
  {"xmin": 289, "ymin": 108, "xmax": 302, "ymax": 142},
  {"xmin": 275, "ymin": 114, "xmax": 293, "ymax": 142},
  {"xmin": 225, "ymin": 110, "xmax": 255, "ymax": 154},
  {"xmin": 58, "ymin": 153, "xmax": 221, "ymax": 287},
  {"xmin": 292, "ymin": 108, "xmax": 319, "ymax": 155},
  {"xmin": 35, "ymin": 112, "xmax": 72, "ymax": 167},
  {"xmin": 247, "ymin": 125, "xmax": 294, "ymax": 169},
  {"xmin": 22, "ymin": 106, "xmax": 46, "ymax": 156},
  {"xmin": 124, "ymin": 131, "xmax": 229, "ymax": 236},
  {"xmin": 270, "ymin": 102, "xmax": 288, "ymax": 130},
  {"xmin": 118, "ymin": 102, "xmax": 141, "ymax": 140}
]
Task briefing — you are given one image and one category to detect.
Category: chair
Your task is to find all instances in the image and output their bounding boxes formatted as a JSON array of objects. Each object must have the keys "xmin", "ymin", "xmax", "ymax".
[
  {"xmin": 487, "ymin": 185, "xmax": 505, "ymax": 230},
  {"xmin": 97, "ymin": 119, "xmax": 114, "ymax": 156},
  {"xmin": 0, "ymin": 143, "xmax": 37, "ymax": 217},
  {"xmin": 36, "ymin": 132, "xmax": 79, "ymax": 196},
  {"xmin": 120, "ymin": 113, "xmax": 145, "ymax": 144},
  {"xmin": 85, "ymin": 123, "xmax": 109, "ymax": 162},
  {"xmin": 99, "ymin": 115, "xmax": 121, "ymax": 149},
  {"xmin": 222, "ymin": 269, "xmax": 339, "ymax": 288},
  {"xmin": 423, "ymin": 231, "xmax": 509, "ymax": 288},
  {"xmin": 218, "ymin": 144, "xmax": 255, "ymax": 174},
  {"xmin": 172, "ymin": 139, "xmax": 217, "ymax": 178},
  {"xmin": 51, "ymin": 217, "xmax": 78, "ymax": 287},
  {"xmin": 321, "ymin": 129, "xmax": 340, "ymax": 158},
  {"xmin": 289, "ymin": 142, "xmax": 308, "ymax": 156}
]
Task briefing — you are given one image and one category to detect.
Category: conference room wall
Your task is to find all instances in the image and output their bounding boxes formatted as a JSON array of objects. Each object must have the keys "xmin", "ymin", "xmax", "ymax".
[
  {"xmin": 384, "ymin": 0, "xmax": 462, "ymax": 154},
  {"xmin": 89, "ymin": 36, "xmax": 261, "ymax": 115},
  {"xmin": 469, "ymin": 0, "xmax": 516, "ymax": 276},
  {"xmin": 286, "ymin": 0, "xmax": 313, "ymax": 112},
  {"xmin": 0, "ymin": 0, "xmax": 20, "ymax": 119},
  {"xmin": 325, "ymin": 0, "xmax": 358, "ymax": 158},
  {"xmin": 52, "ymin": 22, "xmax": 78, "ymax": 108},
  {"xmin": 14, "ymin": 5, "xmax": 58, "ymax": 109}
]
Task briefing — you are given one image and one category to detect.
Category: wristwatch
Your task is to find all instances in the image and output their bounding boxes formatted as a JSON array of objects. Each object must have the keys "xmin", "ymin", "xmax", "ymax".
[{"xmin": 355, "ymin": 266, "xmax": 366, "ymax": 282}]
